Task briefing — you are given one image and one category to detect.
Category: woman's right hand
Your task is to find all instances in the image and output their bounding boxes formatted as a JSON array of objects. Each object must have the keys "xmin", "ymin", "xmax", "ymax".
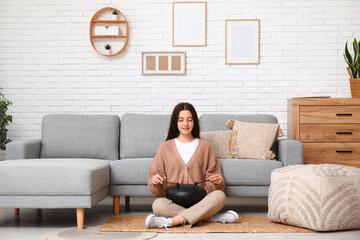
[{"xmin": 152, "ymin": 174, "xmax": 164, "ymax": 185}]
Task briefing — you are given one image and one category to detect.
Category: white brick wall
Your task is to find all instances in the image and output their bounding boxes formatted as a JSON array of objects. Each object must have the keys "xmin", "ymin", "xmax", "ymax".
[{"xmin": 1, "ymin": 0, "xmax": 360, "ymax": 159}]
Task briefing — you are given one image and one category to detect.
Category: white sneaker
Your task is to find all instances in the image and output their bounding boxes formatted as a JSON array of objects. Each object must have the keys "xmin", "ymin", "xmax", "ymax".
[
  {"xmin": 145, "ymin": 214, "xmax": 172, "ymax": 229},
  {"xmin": 209, "ymin": 210, "xmax": 239, "ymax": 223}
]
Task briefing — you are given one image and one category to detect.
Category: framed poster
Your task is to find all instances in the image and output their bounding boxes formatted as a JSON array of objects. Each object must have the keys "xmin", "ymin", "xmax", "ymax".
[
  {"xmin": 142, "ymin": 52, "xmax": 186, "ymax": 75},
  {"xmin": 226, "ymin": 19, "xmax": 260, "ymax": 64},
  {"xmin": 173, "ymin": 2, "xmax": 207, "ymax": 46}
]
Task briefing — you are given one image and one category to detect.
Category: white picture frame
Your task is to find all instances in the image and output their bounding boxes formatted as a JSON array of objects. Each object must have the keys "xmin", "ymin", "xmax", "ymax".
[
  {"xmin": 142, "ymin": 52, "xmax": 186, "ymax": 75},
  {"xmin": 226, "ymin": 19, "xmax": 260, "ymax": 64},
  {"xmin": 173, "ymin": 2, "xmax": 207, "ymax": 47}
]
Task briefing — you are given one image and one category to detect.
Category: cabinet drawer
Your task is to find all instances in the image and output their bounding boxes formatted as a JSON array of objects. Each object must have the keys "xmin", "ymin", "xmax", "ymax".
[
  {"xmin": 300, "ymin": 124, "xmax": 360, "ymax": 142},
  {"xmin": 303, "ymin": 143, "xmax": 360, "ymax": 167},
  {"xmin": 300, "ymin": 106, "xmax": 360, "ymax": 123}
]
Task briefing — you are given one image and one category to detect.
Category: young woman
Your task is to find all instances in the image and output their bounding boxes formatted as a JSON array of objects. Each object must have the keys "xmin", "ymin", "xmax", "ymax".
[{"xmin": 145, "ymin": 102, "xmax": 238, "ymax": 228}]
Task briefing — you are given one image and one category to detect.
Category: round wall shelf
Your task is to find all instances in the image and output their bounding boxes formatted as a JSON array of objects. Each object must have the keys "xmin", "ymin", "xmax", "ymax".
[{"xmin": 90, "ymin": 7, "xmax": 129, "ymax": 56}]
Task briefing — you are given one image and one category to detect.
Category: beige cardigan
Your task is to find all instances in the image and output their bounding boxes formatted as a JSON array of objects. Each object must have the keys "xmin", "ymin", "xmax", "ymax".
[{"xmin": 148, "ymin": 139, "xmax": 225, "ymax": 197}]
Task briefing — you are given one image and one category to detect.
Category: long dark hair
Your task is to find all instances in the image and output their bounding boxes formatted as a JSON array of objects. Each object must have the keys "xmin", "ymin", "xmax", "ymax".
[{"xmin": 166, "ymin": 102, "xmax": 200, "ymax": 141}]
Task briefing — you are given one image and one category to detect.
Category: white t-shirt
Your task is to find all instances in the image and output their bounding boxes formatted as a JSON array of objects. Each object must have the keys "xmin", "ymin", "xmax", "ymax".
[{"xmin": 175, "ymin": 138, "xmax": 199, "ymax": 164}]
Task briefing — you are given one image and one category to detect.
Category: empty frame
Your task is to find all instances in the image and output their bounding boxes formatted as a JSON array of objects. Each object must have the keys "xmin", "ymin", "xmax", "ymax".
[
  {"xmin": 142, "ymin": 52, "xmax": 186, "ymax": 75},
  {"xmin": 173, "ymin": 2, "xmax": 207, "ymax": 46},
  {"xmin": 226, "ymin": 19, "xmax": 260, "ymax": 64}
]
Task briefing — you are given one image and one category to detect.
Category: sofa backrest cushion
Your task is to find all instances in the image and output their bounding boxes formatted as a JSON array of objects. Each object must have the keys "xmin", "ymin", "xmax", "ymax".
[
  {"xmin": 199, "ymin": 114, "xmax": 279, "ymax": 157},
  {"xmin": 41, "ymin": 114, "xmax": 120, "ymax": 160},
  {"xmin": 120, "ymin": 113, "xmax": 170, "ymax": 159},
  {"xmin": 199, "ymin": 114, "xmax": 278, "ymax": 131}
]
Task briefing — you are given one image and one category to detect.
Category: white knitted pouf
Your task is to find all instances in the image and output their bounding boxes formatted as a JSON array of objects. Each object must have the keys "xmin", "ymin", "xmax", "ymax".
[{"xmin": 267, "ymin": 164, "xmax": 360, "ymax": 231}]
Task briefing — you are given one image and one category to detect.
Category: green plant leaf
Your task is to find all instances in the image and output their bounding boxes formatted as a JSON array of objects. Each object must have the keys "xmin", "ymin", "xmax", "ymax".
[
  {"xmin": 345, "ymin": 41, "xmax": 353, "ymax": 65},
  {"xmin": 344, "ymin": 38, "xmax": 360, "ymax": 78},
  {"xmin": 344, "ymin": 55, "xmax": 357, "ymax": 78},
  {"xmin": 354, "ymin": 40, "xmax": 359, "ymax": 64},
  {"xmin": 355, "ymin": 39, "xmax": 360, "ymax": 78},
  {"xmin": 0, "ymin": 87, "xmax": 12, "ymax": 150},
  {"xmin": 357, "ymin": 39, "xmax": 360, "ymax": 78}
]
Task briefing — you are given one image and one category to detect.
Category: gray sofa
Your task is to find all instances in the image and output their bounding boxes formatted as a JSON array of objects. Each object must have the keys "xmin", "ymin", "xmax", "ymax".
[{"xmin": 0, "ymin": 113, "xmax": 303, "ymax": 229}]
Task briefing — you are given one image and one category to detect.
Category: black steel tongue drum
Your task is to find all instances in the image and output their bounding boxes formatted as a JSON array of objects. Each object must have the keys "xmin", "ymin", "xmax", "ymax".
[{"xmin": 165, "ymin": 181, "xmax": 208, "ymax": 208}]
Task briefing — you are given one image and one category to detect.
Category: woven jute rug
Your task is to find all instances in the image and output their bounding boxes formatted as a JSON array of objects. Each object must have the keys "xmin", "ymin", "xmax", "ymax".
[{"xmin": 100, "ymin": 215, "xmax": 315, "ymax": 233}]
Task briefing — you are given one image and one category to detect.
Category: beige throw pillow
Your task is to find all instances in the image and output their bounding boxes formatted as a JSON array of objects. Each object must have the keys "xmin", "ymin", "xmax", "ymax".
[
  {"xmin": 226, "ymin": 120, "xmax": 284, "ymax": 160},
  {"xmin": 200, "ymin": 131, "xmax": 232, "ymax": 159}
]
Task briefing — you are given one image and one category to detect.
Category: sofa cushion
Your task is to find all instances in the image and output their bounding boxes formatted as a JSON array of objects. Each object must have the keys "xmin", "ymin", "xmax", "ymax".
[
  {"xmin": 200, "ymin": 131, "xmax": 232, "ymax": 159},
  {"xmin": 41, "ymin": 114, "xmax": 120, "ymax": 160},
  {"xmin": 219, "ymin": 159, "xmax": 283, "ymax": 186},
  {"xmin": 0, "ymin": 159, "xmax": 110, "ymax": 195},
  {"xmin": 227, "ymin": 120, "xmax": 283, "ymax": 160},
  {"xmin": 200, "ymin": 114, "xmax": 279, "ymax": 157},
  {"xmin": 109, "ymin": 158, "xmax": 282, "ymax": 186},
  {"xmin": 120, "ymin": 114, "xmax": 170, "ymax": 159},
  {"xmin": 110, "ymin": 158, "xmax": 152, "ymax": 184},
  {"xmin": 199, "ymin": 114, "xmax": 278, "ymax": 131}
]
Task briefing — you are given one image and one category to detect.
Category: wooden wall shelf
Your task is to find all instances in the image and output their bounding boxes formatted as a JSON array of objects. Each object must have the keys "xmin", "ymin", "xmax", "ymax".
[
  {"xmin": 92, "ymin": 20, "xmax": 127, "ymax": 24},
  {"xmin": 91, "ymin": 36, "xmax": 127, "ymax": 39},
  {"xmin": 90, "ymin": 7, "xmax": 129, "ymax": 57}
]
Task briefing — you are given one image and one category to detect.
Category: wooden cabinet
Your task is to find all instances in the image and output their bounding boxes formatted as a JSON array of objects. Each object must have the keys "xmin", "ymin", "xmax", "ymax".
[{"xmin": 288, "ymin": 98, "xmax": 360, "ymax": 167}]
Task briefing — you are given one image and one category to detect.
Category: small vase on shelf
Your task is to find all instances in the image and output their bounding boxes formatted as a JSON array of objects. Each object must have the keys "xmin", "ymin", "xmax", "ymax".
[
  {"xmin": 112, "ymin": 10, "xmax": 118, "ymax": 20},
  {"xmin": 105, "ymin": 44, "xmax": 111, "ymax": 55}
]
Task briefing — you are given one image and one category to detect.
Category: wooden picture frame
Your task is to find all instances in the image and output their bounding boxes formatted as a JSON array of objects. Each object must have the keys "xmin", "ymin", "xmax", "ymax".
[
  {"xmin": 225, "ymin": 19, "xmax": 260, "ymax": 64},
  {"xmin": 142, "ymin": 52, "xmax": 186, "ymax": 75},
  {"xmin": 173, "ymin": 2, "xmax": 207, "ymax": 47}
]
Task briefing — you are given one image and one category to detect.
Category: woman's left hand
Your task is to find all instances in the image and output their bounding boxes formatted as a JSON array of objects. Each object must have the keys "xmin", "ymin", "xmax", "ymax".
[{"xmin": 209, "ymin": 174, "xmax": 223, "ymax": 185}]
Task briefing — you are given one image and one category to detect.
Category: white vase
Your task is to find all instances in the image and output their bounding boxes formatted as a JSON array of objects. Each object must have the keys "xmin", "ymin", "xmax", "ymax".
[
  {"xmin": 112, "ymin": 14, "xmax": 118, "ymax": 20},
  {"xmin": 105, "ymin": 49, "xmax": 111, "ymax": 55}
]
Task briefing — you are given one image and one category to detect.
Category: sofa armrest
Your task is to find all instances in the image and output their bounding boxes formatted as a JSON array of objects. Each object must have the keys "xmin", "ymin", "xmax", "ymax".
[
  {"xmin": 277, "ymin": 139, "xmax": 303, "ymax": 166},
  {"xmin": 6, "ymin": 139, "xmax": 42, "ymax": 160}
]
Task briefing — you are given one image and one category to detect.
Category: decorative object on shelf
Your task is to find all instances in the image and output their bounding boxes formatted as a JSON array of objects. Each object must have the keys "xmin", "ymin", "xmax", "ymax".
[
  {"xmin": 90, "ymin": 7, "xmax": 128, "ymax": 57},
  {"xmin": 225, "ymin": 19, "xmax": 260, "ymax": 65},
  {"xmin": 105, "ymin": 44, "xmax": 111, "ymax": 55},
  {"xmin": 0, "ymin": 87, "xmax": 12, "ymax": 150},
  {"xmin": 344, "ymin": 38, "xmax": 360, "ymax": 97},
  {"xmin": 173, "ymin": 2, "xmax": 206, "ymax": 47},
  {"xmin": 112, "ymin": 10, "xmax": 118, "ymax": 20},
  {"xmin": 142, "ymin": 52, "xmax": 186, "ymax": 75},
  {"xmin": 94, "ymin": 26, "xmax": 119, "ymax": 36}
]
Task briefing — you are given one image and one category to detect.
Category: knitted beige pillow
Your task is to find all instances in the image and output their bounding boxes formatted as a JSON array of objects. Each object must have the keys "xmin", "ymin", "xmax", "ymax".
[
  {"xmin": 226, "ymin": 120, "xmax": 283, "ymax": 160},
  {"xmin": 200, "ymin": 131, "xmax": 232, "ymax": 159}
]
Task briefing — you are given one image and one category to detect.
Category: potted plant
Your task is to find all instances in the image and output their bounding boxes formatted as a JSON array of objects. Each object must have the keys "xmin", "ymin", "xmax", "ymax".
[
  {"xmin": 0, "ymin": 88, "xmax": 12, "ymax": 150},
  {"xmin": 105, "ymin": 44, "xmax": 111, "ymax": 55},
  {"xmin": 344, "ymin": 38, "xmax": 360, "ymax": 97},
  {"xmin": 112, "ymin": 10, "xmax": 118, "ymax": 20}
]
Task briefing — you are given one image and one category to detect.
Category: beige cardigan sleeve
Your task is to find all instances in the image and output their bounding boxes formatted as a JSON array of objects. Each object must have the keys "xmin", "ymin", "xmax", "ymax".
[
  {"xmin": 204, "ymin": 146, "xmax": 225, "ymax": 193},
  {"xmin": 147, "ymin": 146, "xmax": 168, "ymax": 197}
]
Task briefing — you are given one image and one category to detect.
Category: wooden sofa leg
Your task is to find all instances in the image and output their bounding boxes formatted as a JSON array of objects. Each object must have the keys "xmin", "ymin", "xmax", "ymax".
[
  {"xmin": 14, "ymin": 208, "xmax": 20, "ymax": 215},
  {"xmin": 125, "ymin": 196, "xmax": 130, "ymax": 208},
  {"xmin": 76, "ymin": 208, "xmax": 85, "ymax": 230},
  {"xmin": 36, "ymin": 209, "xmax": 42, "ymax": 220},
  {"xmin": 113, "ymin": 196, "xmax": 120, "ymax": 215}
]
